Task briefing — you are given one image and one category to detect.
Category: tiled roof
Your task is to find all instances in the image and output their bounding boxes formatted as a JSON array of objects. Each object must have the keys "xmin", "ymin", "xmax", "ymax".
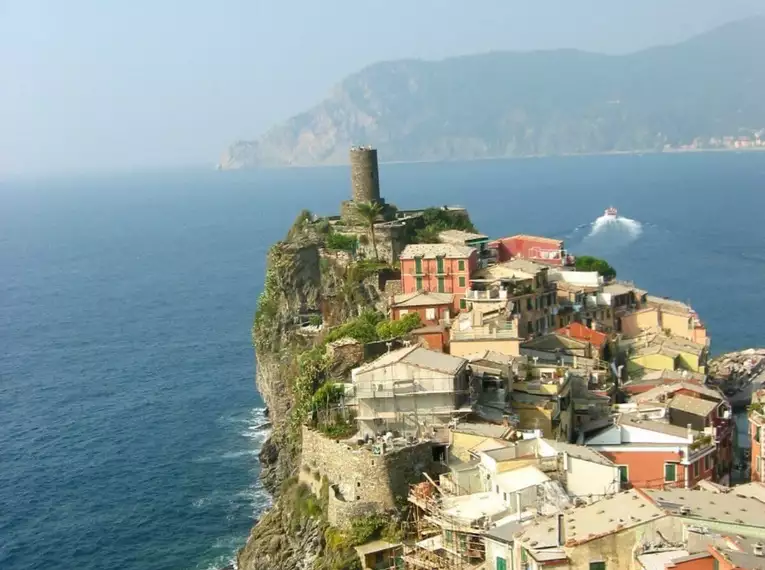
[
  {"xmin": 619, "ymin": 413, "xmax": 695, "ymax": 439},
  {"xmin": 556, "ymin": 322, "xmax": 608, "ymax": 348},
  {"xmin": 391, "ymin": 291, "xmax": 453, "ymax": 307},
  {"xmin": 541, "ymin": 439, "xmax": 615, "ymax": 467},
  {"xmin": 646, "ymin": 295, "xmax": 692, "ymax": 315},
  {"xmin": 667, "ymin": 394, "xmax": 719, "ymax": 417},
  {"xmin": 354, "ymin": 345, "xmax": 467, "ymax": 375},
  {"xmin": 632, "ymin": 381, "xmax": 722, "ymax": 403},
  {"xmin": 400, "ymin": 243, "xmax": 475, "ymax": 259},
  {"xmin": 643, "ymin": 487, "xmax": 765, "ymax": 527},
  {"xmin": 438, "ymin": 229, "xmax": 488, "ymax": 243},
  {"xmin": 516, "ymin": 490, "xmax": 664, "ymax": 550}
]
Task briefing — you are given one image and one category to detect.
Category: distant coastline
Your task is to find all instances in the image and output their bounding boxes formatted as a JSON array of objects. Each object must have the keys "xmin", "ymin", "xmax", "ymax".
[{"xmin": 216, "ymin": 145, "xmax": 765, "ymax": 171}]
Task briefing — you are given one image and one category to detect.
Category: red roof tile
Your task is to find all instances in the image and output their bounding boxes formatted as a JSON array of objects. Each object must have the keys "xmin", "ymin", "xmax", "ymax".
[{"xmin": 556, "ymin": 322, "xmax": 608, "ymax": 348}]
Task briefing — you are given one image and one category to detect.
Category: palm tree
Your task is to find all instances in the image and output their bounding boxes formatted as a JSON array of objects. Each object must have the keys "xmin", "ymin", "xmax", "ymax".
[{"xmin": 355, "ymin": 201, "xmax": 383, "ymax": 261}]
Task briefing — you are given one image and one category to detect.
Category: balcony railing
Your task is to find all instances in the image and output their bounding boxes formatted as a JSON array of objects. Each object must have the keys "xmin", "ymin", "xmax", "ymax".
[
  {"xmin": 355, "ymin": 377, "xmax": 463, "ymax": 398},
  {"xmin": 452, "ymin": 324, "xmax": 518, "ymax": 341},
  {"xmin": 465, "ymin": 289, "xmax": 508, "ymax": 301}
]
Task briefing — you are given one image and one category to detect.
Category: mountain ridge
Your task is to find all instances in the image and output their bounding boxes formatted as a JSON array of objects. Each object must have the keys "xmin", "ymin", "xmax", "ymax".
[{"xmin": 220, "ymin": 17, "xmax": 765, "ymax": 169}]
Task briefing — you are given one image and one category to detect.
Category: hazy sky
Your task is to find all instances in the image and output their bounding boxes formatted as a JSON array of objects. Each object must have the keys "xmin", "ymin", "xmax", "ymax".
[{"xmin": 1, "ymin": 1, "xmax": 763, "ymax": 176}]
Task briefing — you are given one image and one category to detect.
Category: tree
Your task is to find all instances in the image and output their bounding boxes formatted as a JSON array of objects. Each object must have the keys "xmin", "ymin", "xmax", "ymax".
[
  {"xmin": 575, "ymin": 255, "xmax": 617, "ymax": 280},
  {"xmin": 355, "ymin": 201, "xmax": 383, "ymax": 260}
]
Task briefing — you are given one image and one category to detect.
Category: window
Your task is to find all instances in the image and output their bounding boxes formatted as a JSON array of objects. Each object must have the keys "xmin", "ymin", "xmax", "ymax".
[
  {"xmin": 458, "ymin": 260, "xmax": 465, "ymax": 272},
  {"xmin": 437, "ymin": 277, "xmax": 445, "ymax": 293},
  {"xmin": 414, "ymin": 256, "xmax": 423, "ymax": 274},
  {"xmin": 415, "ymin": 277, "xmax": 423, "ymax": 291},
  {"xmin": 458, "ymin": 276, "xmax": 466, "ymax": 288},
  {"xmin": 590, "ymin": 562, "xmax": 606, "ymax": 570},
  {"xmin": 496, "ymin": 557, "xmax": 507, "ymax": 570},
  {"xmin": 425, "ymin": 308, "xmax": 436, "ymax": 320},
  {"xmin": 705, "ymin": 455, "xmax": 712, "ymax": 471},
  {"xmin": 436, "ymin": 256, "xmax": 445, "ymax": 274},
  {"xmin": 460, "ymin": 298, "xmax": 467, "ymax": 310},
  {"xmin": 664, "ymin": 463, "xmax": 677, "ymax": 482},
  {"xmin": 495, "ymin": 485, "xmax": 500, "ymax": 494},
  {"xmin": 618, "ymin": 465, "xmax": 629, "ymax": 483},
  {"xmin": 399, "ymin": 309, "xmax": 409, "ymax": 316},
  {"xmin": 693, "ymin": 461, "xmax": 699, "ymax": 477},
  {"xmin": 503, "ymin": 492, "xmax": 508, "ymax": 502},
  {"xmin": 444, "ymin": 530, "xmax": 453, "ymax": 544}
]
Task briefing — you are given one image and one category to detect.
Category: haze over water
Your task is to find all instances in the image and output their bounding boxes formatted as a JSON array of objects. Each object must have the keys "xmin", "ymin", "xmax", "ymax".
[{"xmin": 1, "ymin": 152, "xmax": 764, "ymax": 570}]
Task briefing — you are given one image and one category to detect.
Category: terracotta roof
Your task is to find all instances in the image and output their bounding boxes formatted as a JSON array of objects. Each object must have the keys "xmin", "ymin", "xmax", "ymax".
[
  {"xmin": 556, "ymin": 322, "xmax": 608, "ymax": 348},
  {"xmin": 391, "ymin": 291, "xmax": 453, "ymax": 308},
  {"xmin": 354, "ymin": 345, "xmax": 467, "ymax": 376},
  {"xmin": 400, "ymin": 243, "xmax": 475, "ymax": 259}
]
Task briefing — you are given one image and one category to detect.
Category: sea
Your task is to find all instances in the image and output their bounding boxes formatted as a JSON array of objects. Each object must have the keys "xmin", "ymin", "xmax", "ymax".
[{"xmin": 1, "ymin": 152, "xmax": 764, "ymax": 570}]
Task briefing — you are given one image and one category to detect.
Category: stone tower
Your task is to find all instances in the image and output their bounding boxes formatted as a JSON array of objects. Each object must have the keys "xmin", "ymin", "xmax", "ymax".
[
  {"xmin": 340, "ymin": 146, "xmax": 386, "ymax": 223},
  {"xmin": 349, "ymin": 146, "xmax": 381, "ymax": 204}
]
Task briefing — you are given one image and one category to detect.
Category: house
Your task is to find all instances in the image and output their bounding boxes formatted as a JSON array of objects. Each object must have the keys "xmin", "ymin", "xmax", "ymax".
[
  {"xmin": 468, "ymin": 259, "xmax": 558, "ymax": 338},
  {"xmin": 750, "ymin": 389, "xmax": 765, "ymax": 483},
  {"xmin": 438, "ymin": 229, "xmax": 495, "ymax": 268},
  {"xmin": 582, "ymin": 412, "xmax": 717, "ymax": 489},
  {"xmin": 484, "ymin": 521, "xmax": 523, "ymax": 570},
  {"xmin": 556, "ymin": 322, "xmax": 609, "ymax": 359},
  {"xmin": 489, "ymin": 234, "xmax": 574, "ymax": 266},
  {"xmin": 450, "ymin": 310, "xmax": 521, "ymax": 358},
  {"xmin": 511, "ymin": 490, "xmax": 673, "ymax": 570},
  {"xmin": 399, "ymin": 243, "xmax": 477, "ymax": 312},
  {"xmin": 624, "ymin": 332, "xmax": 708, "ymax": 374},
  {"xmin": 390, "ymin": 291, "xmax": 454, "ymax": 325},
  {"xmin": 646, "ymin": 295, "xmax": 708, "ymax": 345},
  {"xmin": 557, "ymin": 373, "xmax": 613, "ymax": 444},
  {"xmin": 537, "ymin": 439, "xmax": 621, "ymax": 501},
  {"xmin": 354, "ymin": 541, "xmax": 403, "ymax": 570},
  {"xmin": 629, "ymin": 383, "xmax": 734, "ymax": 484},
  {"xmin": 351, "ymin": 345, "xmax": 473, "ymax": 437},
  {"xmin": 447, "ymin": 421, "xmax": 516, "ymax": 463}
]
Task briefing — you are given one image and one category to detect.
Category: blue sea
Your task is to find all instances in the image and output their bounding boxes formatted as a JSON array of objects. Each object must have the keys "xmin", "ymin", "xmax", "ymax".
[{"xmin": 2, "ymin": 152, "xmax": 765, "ymax": 570}]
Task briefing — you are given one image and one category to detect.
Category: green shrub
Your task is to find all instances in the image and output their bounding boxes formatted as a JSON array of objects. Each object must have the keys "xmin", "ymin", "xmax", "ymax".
[
  {"xmin": 575, "ymin": 255, "xmax": 617, "ymax": 280},
  {"xmin": 348, "ymin": 514, "xmax": 388, "ymax": 546},
  {"xmin": 376, "ymin": 312, "xmax": 422, "ymax": 339},
  {"xmin": 324, "ymin": 310, "xmax": 385, "ymax": 344},
  {"xmin": 326, "ymin": 232, "xmax": 358, "ymax": 252},
  {"xmin": 410, "ymin": 207, "xmax": 477, "ymax": 243}
]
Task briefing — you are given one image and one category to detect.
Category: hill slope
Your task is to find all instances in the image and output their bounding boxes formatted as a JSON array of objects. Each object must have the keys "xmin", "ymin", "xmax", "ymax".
[{"xmin": 220, "ymin": 18, "xmax": 765, "ymax": 169}]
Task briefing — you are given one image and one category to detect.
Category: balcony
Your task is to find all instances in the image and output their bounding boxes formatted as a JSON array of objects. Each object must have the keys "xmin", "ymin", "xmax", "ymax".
[
  {"xmin": 465, "ymin": 289, "xmax": 508, "ymax": 301},
  {"xmin": 452, "ymin": 322, "xmax": 519, "ymax": 341}
]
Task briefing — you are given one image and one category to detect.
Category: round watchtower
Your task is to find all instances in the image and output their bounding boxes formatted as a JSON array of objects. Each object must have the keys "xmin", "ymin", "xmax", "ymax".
[{"xmin": 349, "ymin": 146, "xmax": 381, "ymax": 204}]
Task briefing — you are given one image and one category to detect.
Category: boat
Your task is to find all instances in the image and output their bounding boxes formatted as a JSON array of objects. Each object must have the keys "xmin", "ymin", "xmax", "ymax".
[{"xmin": 604, "ymin": 206, "xmax": 618, "ymax": 218}]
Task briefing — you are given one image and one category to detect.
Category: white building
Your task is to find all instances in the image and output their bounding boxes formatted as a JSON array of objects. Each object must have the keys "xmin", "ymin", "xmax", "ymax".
[{"xmin": 351, "ymin": 345, "xmax": 472, "ymax": 438}]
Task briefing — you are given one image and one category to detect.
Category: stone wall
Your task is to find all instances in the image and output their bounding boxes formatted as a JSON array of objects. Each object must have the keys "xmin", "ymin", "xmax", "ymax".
[{"xmin": 300, "ymin": 426, "xmax": 445, "ymax": 527}]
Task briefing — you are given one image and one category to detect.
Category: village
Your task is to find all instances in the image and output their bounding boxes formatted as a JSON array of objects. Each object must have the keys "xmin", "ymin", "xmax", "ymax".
[{"xmin": 284, "ymin": 147, "xmax": 765, "ymax": 570}]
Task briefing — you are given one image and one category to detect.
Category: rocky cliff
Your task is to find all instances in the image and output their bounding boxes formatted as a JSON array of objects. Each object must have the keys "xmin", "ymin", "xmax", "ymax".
[
  {"xmin": 220, "ymin": 18, "xmax": 765, "ymax": 169},
  {"xmin": 237, "ymin": 214, "xmax": 386, "ymax": 570}
]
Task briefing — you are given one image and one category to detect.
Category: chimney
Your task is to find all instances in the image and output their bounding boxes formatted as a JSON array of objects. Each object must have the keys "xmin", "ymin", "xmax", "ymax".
[
  {"xmin": 573, "ymin": 355, "xmax": 578, "ymax": 369},
  {"xmin": 471, "ymin": 310, "xmax": 482, "ymax": 327},
  {"xmin": 687, "ymin": 423, "xmax": 693, "ymax": 442},
  {"xmin": 557, "ymin": 513, "xmax": 565, "ymax": 546},
  {"xmin": 753, "ymin": 543, "xmax": 764, "ymax": 557},
  {"xmin": 386, "ymin": 341, "xmax": 393, "ymax": 353}
]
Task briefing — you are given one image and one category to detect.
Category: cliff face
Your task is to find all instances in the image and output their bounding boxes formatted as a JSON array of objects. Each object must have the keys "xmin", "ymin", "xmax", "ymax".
[{"xmin": 239, "ymin": 217, "xmax": 385, "ymax": 570}]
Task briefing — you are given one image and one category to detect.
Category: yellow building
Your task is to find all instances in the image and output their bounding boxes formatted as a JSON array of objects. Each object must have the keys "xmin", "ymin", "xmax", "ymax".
[{"xmin": 625, "ymin": 333, "xmax": 707, "ymax": 374}]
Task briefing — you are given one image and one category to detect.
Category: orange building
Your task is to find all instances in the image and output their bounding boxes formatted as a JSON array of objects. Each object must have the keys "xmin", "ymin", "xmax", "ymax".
[
  {"xmin": 399, "ymin": 244, "xmax": 478, "ymax": 312},
  {"xmin": 584, "ymin": 413, "xmax": 717, "ymax": 489}
]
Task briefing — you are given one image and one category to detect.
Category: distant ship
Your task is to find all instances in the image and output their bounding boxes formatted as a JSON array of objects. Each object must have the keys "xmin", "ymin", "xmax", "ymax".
[{"xmin": 604, "ymin": 206, "xmax": 618, "ymax": 218}]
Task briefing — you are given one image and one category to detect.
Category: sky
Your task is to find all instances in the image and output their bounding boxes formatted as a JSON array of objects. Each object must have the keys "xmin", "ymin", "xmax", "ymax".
[{"xmin": 1, "ymin": 0, "xmax": 763, "ymax": 176}]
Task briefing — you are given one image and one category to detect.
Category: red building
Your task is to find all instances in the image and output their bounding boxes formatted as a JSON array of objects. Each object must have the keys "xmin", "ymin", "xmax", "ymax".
[
  {"xmin": 556, "ymin": 322, "xmax": 608, "ymax": 358},
  {"xmin": 411, "ymin": 324, "xmax": 449, "ymax": 353},
  {"xmin": 390, "ymin": 291, "xmax": 454, "ymax": 325},
  {"xmin": 489, "ymin": 234, "xmax": 574, "ymax": 266},
  {"xmin": 584, "ymin": 413, "xmax": 718, "ymax": 489},
  {"xmin": 399, "ymin": 244, "xmax": 478, "ymax": 312}
]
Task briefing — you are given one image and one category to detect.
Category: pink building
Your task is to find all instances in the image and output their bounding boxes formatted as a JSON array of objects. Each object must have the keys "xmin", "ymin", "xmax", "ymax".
[
  {"xmin": 489, "ymin": 234, "xmax": 574, "ymax": 266},
  {"xmin": 399, "ymin": 244, "xmax": 478, "ymax": 312}
]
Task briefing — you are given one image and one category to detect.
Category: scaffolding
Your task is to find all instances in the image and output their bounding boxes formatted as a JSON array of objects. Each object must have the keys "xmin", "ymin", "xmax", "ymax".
[{"xmin": 402, "ymin": 479, "xmax": 488, "ymax": 570}]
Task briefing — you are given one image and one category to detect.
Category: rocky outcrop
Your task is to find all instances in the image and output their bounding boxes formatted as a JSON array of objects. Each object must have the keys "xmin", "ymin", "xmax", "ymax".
[{"xmin": 238, "ymin": 215, "xmax": 386, "ymax": 570}]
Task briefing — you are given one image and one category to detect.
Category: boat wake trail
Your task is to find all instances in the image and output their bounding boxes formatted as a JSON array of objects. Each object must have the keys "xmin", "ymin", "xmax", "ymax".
[{"xmin": 577, "ymin": 212, "xmax": 643, "ymax": 255}]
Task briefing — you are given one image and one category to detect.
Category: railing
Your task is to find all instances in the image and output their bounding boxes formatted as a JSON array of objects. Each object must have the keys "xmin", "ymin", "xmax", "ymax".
[
  {"xmin": 452, "ymin": 325, "xmax": 518, "ymax": 340},
  {"xmin": 465, "ymin": 289, "xmax": 508, "ymax": 301},
  {"xmin": 356, "ymin": 377, "xmax": 463, "ymax": 398}
]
